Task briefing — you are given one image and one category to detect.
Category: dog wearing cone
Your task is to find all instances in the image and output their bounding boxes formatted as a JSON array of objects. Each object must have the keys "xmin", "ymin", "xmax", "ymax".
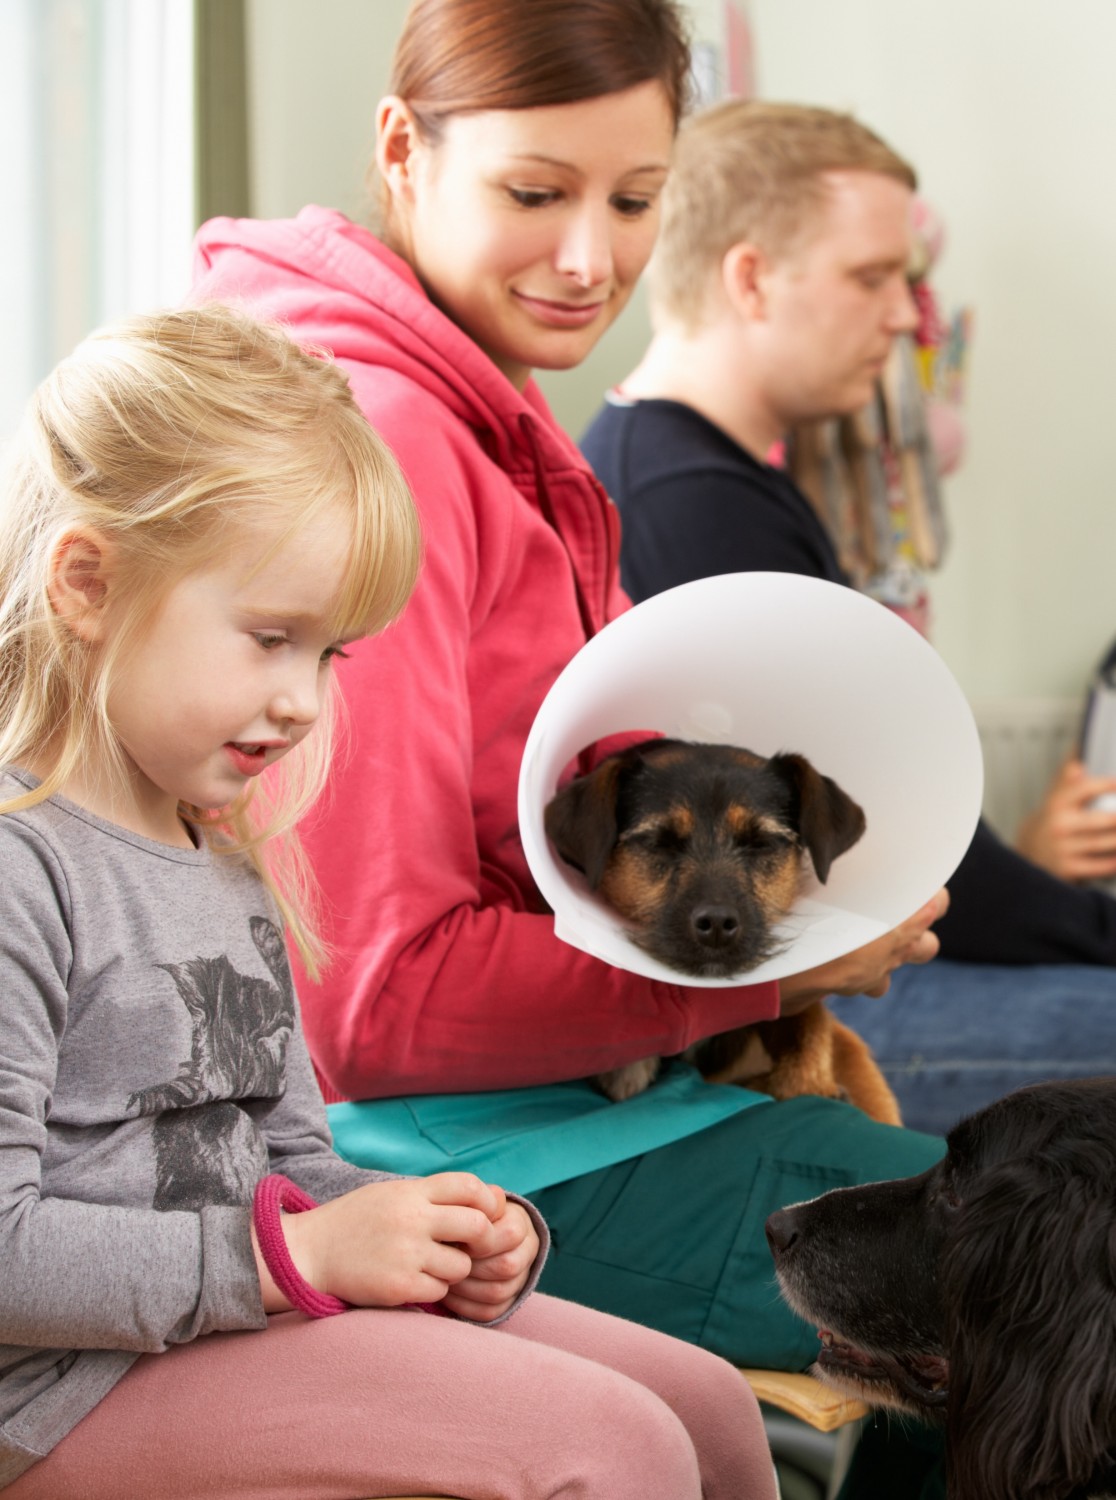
[{"xmin": 545, "ymin": 737, "xmax": 901, "ymax": 1122}]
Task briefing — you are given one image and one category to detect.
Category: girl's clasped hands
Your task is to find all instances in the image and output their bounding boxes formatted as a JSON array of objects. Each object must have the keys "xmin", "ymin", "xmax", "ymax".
[{"xmin": 258, "ymin": 1171, "xmax": 539, "ymax": 1321}]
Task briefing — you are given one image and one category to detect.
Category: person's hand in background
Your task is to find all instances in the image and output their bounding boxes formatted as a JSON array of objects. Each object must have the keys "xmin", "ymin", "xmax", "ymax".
[{"xmin": 1016, "ymin": 758, "xmax": 1116, "ymax": 883}]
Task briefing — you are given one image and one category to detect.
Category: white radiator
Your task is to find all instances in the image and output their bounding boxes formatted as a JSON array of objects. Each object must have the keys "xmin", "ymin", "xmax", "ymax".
[{"xmin": 970, "ymin": 697, "xmax": 1082, "ymax": 843}]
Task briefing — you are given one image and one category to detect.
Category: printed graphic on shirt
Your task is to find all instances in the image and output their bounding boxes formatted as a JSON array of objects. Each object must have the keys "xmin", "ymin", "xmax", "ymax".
[
  {"xmin": 127, "ymin": 916, "xmax": 295, "ymax": 1209},
  {"xmin": 148, "ymin": 1103, "xmax": 267, "ymax": 1211}
]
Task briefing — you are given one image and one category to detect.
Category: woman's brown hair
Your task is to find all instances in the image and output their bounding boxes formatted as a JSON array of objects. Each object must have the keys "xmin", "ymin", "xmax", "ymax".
[{"xmin": 389, "ymin": 0, "xmax": 693, "ymax": 138}]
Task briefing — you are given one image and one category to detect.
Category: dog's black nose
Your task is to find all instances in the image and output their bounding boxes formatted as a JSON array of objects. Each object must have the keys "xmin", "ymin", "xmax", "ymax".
[
  {"xmin": 765, "ymin": 1208, "xmax": 799, "ymax": 1258},
  {"xmin": 690, "ymin": 904, "xmax": 740, "ymax": 946}
]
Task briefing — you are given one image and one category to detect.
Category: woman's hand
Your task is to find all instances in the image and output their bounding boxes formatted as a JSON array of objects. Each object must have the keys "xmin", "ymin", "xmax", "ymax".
[
  {"xmin": 1016, "ymin": 758, "xmax": 1116, "ymax": 883},
  {"xmin": 256, "ymin": 1172, "xmax": 520, "ymax": 1314},
  {"xmin": 777, "ymin": 887, "xmax": 948, "ymax": 1015}
]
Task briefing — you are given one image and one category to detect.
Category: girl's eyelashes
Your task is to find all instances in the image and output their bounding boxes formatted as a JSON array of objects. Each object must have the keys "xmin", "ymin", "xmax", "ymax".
[{"xmin": 250, "ymin": 632, "xmax": 349, "ymax": 662}]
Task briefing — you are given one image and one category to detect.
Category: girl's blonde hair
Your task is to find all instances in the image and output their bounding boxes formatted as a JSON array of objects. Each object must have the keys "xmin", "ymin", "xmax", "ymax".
[{"xmin": 0, "ymin": 304, "xmax": 421, "ymax": 974}]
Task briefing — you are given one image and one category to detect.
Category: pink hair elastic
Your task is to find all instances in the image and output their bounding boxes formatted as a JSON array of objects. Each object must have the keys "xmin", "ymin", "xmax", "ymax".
[
  {"xmin": 252, "ymin": 1173, "xmax": 452, "ymax": 1320},
  {"xmin": 252, "ymin": 1174, "xmax": 349, "ymax": 1318}
]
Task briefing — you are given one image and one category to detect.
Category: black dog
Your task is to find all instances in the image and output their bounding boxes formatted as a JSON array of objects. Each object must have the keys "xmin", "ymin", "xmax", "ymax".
[
  {"xmin": 544, "ymin": 738, "xmax": 901, "ymax": 1119},
  {"xmin": 766, "ymin": 1079, "xmax": 1116, "ymax": 1500}
]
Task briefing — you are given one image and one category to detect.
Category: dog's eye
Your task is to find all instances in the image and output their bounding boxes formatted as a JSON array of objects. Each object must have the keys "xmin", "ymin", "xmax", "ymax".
[
  {"xmin": 627, "ymin": 826, "xmax": 690, "ymax": 856},
  {"xmin": 735, "ymin": 830, "xmax": 793, "ymax": 856},
  {"xmin": 650, "ymin": 827, "xmax": 690, "ymax": 854}
]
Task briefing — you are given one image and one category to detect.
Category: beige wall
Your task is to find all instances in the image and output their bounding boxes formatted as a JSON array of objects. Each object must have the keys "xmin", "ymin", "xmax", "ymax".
[
  {"xmin": 749, "ymin": 0, "xmax": 1116, "ymax": 707},
  {"xmin": 246, "ymin": 0, "xmax": 409, "ymax": 224},
  {"xmin": 246, "ymin": 0, "xmax": 1116, "ymax": 704}
]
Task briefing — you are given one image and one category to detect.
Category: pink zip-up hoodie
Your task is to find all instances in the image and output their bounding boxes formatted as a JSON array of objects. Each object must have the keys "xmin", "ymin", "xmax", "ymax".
[{"xmin": 192, "ymin": 207, "xmax": 779, "ymax": 1102}]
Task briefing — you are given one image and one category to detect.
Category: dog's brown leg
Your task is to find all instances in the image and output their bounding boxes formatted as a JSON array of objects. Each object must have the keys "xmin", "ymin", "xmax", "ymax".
[
  {"xmin": 744, "ymin": 1004, "xmax": 845, "ymax": 1103},
  {"xmin": 698, "ymin": 1004, "xmax": 843, "ymax": 1102},
  {"xmin": 595, "ymin": 1056, "xmax": 663, "ymax": 1102},
  {"xmin": 829, "ymin": 1019, "xmax": 903, "ymax": 1125},
  {"xmin": 696, "ymin": 1005, "xmax": 902, "ymax": 1126},
  {"xmin": 692, "ymin": 1026, "xmax": 778, "ymax": 1087}
]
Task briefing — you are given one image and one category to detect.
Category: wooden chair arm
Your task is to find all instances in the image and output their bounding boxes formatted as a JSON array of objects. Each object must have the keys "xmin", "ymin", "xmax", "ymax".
[{"xmin": 739, "ymin": 1367, "xmax": 868, "ymax": 1433}]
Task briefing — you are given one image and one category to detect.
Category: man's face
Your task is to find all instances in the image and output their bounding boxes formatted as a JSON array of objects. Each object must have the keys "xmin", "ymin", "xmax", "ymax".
[{"xmin": 758, "ymin": 170, "xmax": 919, "ymax": 424}]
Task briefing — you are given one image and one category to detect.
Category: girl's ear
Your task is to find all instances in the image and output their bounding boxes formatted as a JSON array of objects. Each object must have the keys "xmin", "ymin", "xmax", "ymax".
[
  {"xmin": 375, "ymin": 96, "xmax": 425, "ymax": 205},
  {"xmin": 47, "ymin": 528, "xmax": 114, "ymax": 642}
]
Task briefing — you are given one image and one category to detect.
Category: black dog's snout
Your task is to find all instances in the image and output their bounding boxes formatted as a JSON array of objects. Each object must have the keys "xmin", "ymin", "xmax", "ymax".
[
  {"xmin": 765, "ymin": 1208, "xmax": 799, "ymax": 1258},
  {"xmin": 690, "ymin": 903, "xmax": 740, "ymax": 946}
]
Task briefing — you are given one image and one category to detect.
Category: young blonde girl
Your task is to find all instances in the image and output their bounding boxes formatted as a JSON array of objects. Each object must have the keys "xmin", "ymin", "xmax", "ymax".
[{"xmin": 0, "ymin": 304, "xmax": 774, "ymax": 1500}]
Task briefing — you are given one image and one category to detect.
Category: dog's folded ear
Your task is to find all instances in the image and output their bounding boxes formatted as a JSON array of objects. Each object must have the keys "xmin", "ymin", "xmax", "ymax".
[
  {"xmin": 769, "ymin": 753, "xmax": 867, "ymax": 884},
  {"xmin": 544, "ymin": 756, "xmax": 625, "ymax": 890}
]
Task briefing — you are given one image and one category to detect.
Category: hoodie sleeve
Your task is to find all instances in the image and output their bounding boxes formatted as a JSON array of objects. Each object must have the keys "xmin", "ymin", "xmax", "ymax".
[{"xmin": 291, "ymin": 380, "xmax": 780, "ymax": 1103}]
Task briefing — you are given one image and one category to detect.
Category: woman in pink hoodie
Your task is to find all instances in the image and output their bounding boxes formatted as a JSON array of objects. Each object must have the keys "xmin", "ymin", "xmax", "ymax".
[{"xmin": 193, "ymin": 0, "xmax": 946, "ymax": 1398}]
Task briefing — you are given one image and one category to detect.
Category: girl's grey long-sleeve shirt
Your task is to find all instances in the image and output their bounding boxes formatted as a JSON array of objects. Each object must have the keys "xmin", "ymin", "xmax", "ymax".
[{"xmin": 0, "ymin": 776, "xmax": 547, "ymax": 1486}]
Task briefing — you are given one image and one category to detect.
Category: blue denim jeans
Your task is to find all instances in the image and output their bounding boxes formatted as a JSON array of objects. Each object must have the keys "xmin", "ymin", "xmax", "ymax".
[{"xmin": 830, "ymin": 959, "xmax": 1116, "ymax": 1136}]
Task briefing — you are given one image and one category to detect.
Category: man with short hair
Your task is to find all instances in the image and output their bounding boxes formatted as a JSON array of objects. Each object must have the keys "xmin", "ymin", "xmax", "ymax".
[
  {"xmin": 583, "ymin": 99, "xmax": 919, "ymax": 601},
  {"xmin": 583, "ymin": 97, "xmax": 1116, "ymax": 1138}
]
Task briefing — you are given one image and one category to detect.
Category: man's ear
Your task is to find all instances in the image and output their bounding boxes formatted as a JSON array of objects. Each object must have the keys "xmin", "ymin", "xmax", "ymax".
[
  {"xmin": 47, "ymin": 528, "xmax": 114, "ymax": 642},
  {"xmin": 722, "ymin": 241, "xmax": 769, "ymax": 320},
  {"xmin": 375, "ymin": 96, "xmax": 425, "ymax": 205}
]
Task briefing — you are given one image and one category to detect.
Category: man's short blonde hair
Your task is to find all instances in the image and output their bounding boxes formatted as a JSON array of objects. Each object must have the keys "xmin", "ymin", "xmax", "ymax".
[{"xmin": 650, "ymin": 99, "xmax": 918, "ymax": 329}]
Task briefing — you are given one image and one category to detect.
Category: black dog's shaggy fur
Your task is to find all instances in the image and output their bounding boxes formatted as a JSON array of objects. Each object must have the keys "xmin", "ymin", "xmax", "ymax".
[{"xmin": 766, "ymin": 1079, "xmax": 1116, "ymax": 1500}]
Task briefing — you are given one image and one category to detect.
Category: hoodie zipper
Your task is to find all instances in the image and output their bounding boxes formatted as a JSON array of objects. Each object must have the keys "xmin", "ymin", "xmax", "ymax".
[{"xmin": 520, "ymin": 412, "xmax": 614, "ymax": 643}]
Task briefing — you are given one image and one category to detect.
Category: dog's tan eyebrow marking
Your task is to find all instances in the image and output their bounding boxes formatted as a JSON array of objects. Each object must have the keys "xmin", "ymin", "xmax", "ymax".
[
  {"xmin": 725, "ymin": 806, "xmax": 794, "ymax": 840},
  {"xmin": 670, "ymin": 806, "xmax": 694, "ymax": 837},
  {"xmin": 619, "ymin": 807, "xmax": 694, "ymax": 841}
]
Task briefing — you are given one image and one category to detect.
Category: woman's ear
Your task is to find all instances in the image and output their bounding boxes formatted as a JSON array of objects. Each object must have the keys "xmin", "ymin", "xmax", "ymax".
[
  {"xmin": 375, "ymin": 95, "xmax": 424, "ymax": 205},
  {"xmin": 722, "ymin": 241, "xmax": 769, "ymax": 321},
  {"xmin": 47, "ymin": 528, "xmax": 114, "ymax": 642}
]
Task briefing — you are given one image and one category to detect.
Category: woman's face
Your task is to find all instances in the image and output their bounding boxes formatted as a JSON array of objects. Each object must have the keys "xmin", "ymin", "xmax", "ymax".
[{"xmin": 380, "ymin": 81, "xmax": 675, "ymax": 389}]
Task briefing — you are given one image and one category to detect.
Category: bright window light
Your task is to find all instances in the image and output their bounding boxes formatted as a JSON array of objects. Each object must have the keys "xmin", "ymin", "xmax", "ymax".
[{"xmin": 1, "ymin": 0, "xmax": 195, "ymax": 438}]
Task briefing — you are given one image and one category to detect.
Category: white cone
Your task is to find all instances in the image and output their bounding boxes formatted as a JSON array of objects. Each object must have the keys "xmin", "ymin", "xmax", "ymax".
[{"xmin": 518, "ymin": 573, "xmax": 983, "ymax": 987}]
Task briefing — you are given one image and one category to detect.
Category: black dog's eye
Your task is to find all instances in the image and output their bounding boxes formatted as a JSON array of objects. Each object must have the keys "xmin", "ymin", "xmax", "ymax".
[{"xmin": 933, "ymin": 1178, "xmax": 962, "ymax": 1213}]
